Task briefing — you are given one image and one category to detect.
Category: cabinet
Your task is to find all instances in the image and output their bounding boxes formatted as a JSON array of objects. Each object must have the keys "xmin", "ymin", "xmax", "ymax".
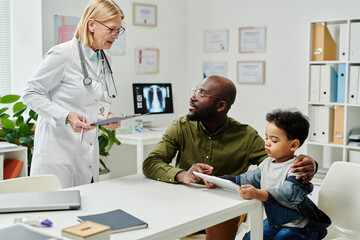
[
  {"xmin": 307, "ymin": 19, "xmax": 360, "ymax": 174},
  {"xmin": 0, "ymin": 145, "xmax": 28, "ymax": 180}
]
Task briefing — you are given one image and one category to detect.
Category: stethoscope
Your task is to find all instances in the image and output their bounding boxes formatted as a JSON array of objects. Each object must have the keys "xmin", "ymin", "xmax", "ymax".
[{"xmin": 77, "ymin": 38, "xmax": 118, "ymax": 98}]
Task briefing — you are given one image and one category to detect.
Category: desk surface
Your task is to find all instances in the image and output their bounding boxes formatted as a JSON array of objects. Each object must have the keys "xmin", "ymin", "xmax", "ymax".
[
  {"xmin": 116, "ymin": 129, "xmax": 164, "ymax": 141},
  {"xmin": 0, "ymin": 175, "xmax": 263, "ymax": 240}
]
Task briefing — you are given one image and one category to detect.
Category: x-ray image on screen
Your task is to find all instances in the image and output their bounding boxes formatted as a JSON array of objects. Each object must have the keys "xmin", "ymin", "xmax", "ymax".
[
  {"xmin": 133, "ymin": 83, "xmax": 174, "ymax": 115},
  {"xmin": 143, "ymin": 85, "xmax": 167, "ymax": 113}
]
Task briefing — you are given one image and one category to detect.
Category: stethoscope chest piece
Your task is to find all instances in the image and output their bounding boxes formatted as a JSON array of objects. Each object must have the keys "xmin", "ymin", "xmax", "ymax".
[{"xmin": 83, "ymin": 77, "xmax": 92, "ymax": 86}]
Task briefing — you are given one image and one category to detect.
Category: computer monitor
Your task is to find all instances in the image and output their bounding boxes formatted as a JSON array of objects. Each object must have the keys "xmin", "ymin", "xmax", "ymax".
[{"xmin": 132, "ymin": 83, "xmax": 174, "ymax": 114}]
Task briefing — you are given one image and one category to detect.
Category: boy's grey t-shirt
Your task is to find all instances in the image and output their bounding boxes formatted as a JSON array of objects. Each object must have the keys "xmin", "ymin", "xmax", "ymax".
[
  {"xmin": 259, "ymin": 156, "xmax": 298, "ymax": 190},
  {"xmin": 258, "ymin": 156, "xmax": 309, "ymax": 228}
]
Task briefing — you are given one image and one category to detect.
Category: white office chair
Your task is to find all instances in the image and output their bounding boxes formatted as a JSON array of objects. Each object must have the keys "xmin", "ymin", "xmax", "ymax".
[
  {"xmin": 318, "ymin": 161, "xmax": 360, "ymax": 240},
  {"xmin": 0, "ymin": 174, "xmax": 62, "ymax": 193}
]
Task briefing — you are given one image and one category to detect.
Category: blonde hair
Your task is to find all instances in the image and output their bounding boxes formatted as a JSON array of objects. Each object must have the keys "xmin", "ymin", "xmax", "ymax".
[{"xmin": 75, "ymin": 0, "xmax": 124, "ymax": 46}]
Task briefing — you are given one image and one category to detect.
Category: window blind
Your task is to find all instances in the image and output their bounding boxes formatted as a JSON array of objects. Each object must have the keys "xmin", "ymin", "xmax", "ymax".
[{"xmin": 0, "ymin": 0, "xmax": 11, "ymax": 95}]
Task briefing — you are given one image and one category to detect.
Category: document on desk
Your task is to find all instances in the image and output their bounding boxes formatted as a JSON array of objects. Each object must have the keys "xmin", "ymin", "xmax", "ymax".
[
  {"xmin": 78, "ymin": 209, "xmax": 148, "ymax": 233},
  {"xmin": 91, "ymin": 113, "xmax": 149, "ymax": 126}
]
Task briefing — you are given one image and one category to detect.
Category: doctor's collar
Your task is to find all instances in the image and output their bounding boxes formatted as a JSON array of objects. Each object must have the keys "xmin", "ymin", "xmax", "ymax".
[{"xmin": 83, "ymin": 46, "xmax": 100, "ymax": 62}]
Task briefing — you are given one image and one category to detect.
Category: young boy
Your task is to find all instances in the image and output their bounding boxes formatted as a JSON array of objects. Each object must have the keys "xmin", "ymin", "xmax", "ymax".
[{"xmin": 206, "ymin": 109, "xmax": 330, "ymax": 240}]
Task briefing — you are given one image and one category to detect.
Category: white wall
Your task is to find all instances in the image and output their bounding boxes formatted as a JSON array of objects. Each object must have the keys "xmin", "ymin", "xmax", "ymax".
[
  {"xmin": 12, "ymin": 0, "xmax": 42, "ymax": 95},
  {"xmin": 12, "ymin": 0, "xmax": 360, "ymax": 177},
  {"xmin": 186, "ymin": 0, "xmax": 360, "ymax": 144}
]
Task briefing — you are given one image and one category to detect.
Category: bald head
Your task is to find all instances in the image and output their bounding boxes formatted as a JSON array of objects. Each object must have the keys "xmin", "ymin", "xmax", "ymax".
[{"xmin": 203, "ymin": 75, "xmax": 236, "ymax": 107}]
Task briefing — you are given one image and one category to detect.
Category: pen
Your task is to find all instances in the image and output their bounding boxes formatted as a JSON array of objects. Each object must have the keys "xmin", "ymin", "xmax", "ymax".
[
  {"xmin": 124, "ymin": 113, "xmax": 142, "ymax": 118},
  {"xmin": 80, "ymin": 115, "xmax": 85, "ymax": 143}
]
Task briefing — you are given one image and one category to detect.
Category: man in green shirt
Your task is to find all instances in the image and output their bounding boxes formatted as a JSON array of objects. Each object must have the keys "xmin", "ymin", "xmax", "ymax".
[{"xmin": 143, "ymin": 75, "xmax": 316, "ymax": 240}]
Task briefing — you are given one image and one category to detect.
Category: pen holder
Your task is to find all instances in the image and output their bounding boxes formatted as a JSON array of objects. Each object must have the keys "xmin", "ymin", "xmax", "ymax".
[{"xmin": 134, "ymin": 119, "xmax": 143, "ymax": 134}]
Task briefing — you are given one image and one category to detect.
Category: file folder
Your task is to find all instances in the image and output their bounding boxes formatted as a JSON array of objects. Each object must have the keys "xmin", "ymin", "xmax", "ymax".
[
  {"xmin": 320, "ymin": 65, "xmax": 337, "ymax": 103},
  {"xmin": 312, "ymin": 23, "xmax": 337, "ymax": 61},
  {"xmin": 333, "ymin": 106, "xmax": 344, "ymax": 145},
  {"xmin": 310, "ymin": 65, "xmax": 321, "ymax": 102},
  {"xmin": 337, "ymin": 64, "xmax": 346, "ymax": 103},
  {"xmin": 349, "ymin": 150, "xmax": 360, "ymax": 164},
  {"xmin": 350, "ymin": 22, "xmax": 360, "ymax": 61},
  {"xmin": 339, "ymin": 24, "xmax": 348, "ymax": 61},
  {"xmin": 309, "ymin": 106, "xmax": 334, "ymax": 143},
  {"xmin": 348, "ymin": 65, "xmax": 359, "ymax": 104}
]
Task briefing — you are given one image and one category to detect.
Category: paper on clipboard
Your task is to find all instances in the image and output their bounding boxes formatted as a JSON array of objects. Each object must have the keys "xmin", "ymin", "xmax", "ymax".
[{"xmin": 91, "ymin": 113, "xmax": 148, "ymax": 126}]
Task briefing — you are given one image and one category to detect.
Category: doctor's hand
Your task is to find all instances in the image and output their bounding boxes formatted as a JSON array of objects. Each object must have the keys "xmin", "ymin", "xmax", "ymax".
[
  {"xmin": 175, "ymin": 163, "xmax": 213, "ymax": 184},
  {"xmin": 102, "ymin": 112, "xmax": 121, "ymax": 130},
  {"xmin": 66, "ymin": 112, "xmax": 96, "ymax": 133}
]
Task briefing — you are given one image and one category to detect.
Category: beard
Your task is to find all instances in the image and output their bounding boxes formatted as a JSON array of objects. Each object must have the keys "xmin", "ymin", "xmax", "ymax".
[{"xmin": 187, "ymin": 104, "xmax": 217, "ymax": 122}]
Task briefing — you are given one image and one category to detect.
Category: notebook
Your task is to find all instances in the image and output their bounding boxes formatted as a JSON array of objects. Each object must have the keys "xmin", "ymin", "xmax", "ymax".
[
  {"xmin": 78, "ymin": 209, "xmax": 148, "ymax": 233},
  {"xmin": 0, "ymin": 190, "xmax": 81, "ymax": 213}
]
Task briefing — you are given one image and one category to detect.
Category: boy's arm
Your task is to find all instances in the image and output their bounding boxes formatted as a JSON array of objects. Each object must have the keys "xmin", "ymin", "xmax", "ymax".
[
  {"xmin": 238, "ymin": 185, "xmax": 269, "ymax": 201},
  {"xmin": 266, "ymin": 175, "xmax": 313, "ymax": 207}
]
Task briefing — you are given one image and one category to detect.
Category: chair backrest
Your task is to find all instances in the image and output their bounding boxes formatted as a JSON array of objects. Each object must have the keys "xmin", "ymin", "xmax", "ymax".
[
  {"xmin": 318, "ymin": 161, "xmax": 360, "ymax": 238},
  {"xmin": 0, "ymin": 175, "xmax": 62, "ymax": 193}
]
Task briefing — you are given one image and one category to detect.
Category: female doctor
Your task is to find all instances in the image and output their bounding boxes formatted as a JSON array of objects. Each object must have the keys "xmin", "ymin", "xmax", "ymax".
[{"xmin": 23, "ymin": 0, "xmax": 124, "ymax": 188}]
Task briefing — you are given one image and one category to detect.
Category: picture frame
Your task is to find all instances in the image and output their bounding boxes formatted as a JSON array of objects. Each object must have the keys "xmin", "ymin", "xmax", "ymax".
[
  {"xmin": 239, "ymin": 26, "xmax": 266, "ymax": 53},
  {"xmin": 204, "ymin": 30, "xmax": 229, "ymax": 52},
  {"xmin": 135, "ymin": 48, "xmax": 159, "ymax": 74},
  {"xmin": 203, "ymin": 62, "xmax": 227, "ymax": 78},
  {"xmin": 133, "ymin": 3, "xmax": 157, "ymax": 27},
  {"xmin": 237, "ymin": 61, "xmax": 265, "ymax": 84}
]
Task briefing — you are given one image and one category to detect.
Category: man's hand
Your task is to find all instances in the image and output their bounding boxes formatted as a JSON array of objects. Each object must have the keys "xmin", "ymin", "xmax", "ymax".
[
  {"xmin": 175, "ymin": 163, "xmax": 213, "ymax": 183},
  {"xmin": 291, "ymin": 154, "xmax": 317, "ymax": 183}
]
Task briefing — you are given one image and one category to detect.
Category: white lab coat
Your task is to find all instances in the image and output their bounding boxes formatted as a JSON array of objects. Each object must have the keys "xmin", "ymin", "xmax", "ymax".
[{"xmin": 23, "ymin": 38, "xmax": 110, "ymax": 188}]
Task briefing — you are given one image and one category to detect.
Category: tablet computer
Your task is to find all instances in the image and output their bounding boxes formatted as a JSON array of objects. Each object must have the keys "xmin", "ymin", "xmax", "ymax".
[{"xmin": 193, "ymin": 172, "xmax": 240, "ymax": 192}]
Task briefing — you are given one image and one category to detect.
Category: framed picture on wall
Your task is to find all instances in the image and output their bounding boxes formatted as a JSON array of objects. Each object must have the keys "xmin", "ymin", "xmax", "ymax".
[
  {"xmin": 133, "ymin": 3, "xmax": 157, "ymax": 27},
  {"xmin": 239, "ymin": 26, "xmax": 266, "ymax": 53},
  {"xmin": 237, "ymin": 61, "xmax": 265, "ymax": 84},
  {"xmin": 54, "ymin": 15, "xmax": 80, "ymax": 45},
  {"xmin": 204, "ymin": 30, "xmax": 228, "ymax": 52},
  {"xmin": 135, "ymin": 48, "xmax": 159, "ymax": 74},
  {"xmin": 203, "ymin": 62, "xmax": 227, "ymax": 78}
]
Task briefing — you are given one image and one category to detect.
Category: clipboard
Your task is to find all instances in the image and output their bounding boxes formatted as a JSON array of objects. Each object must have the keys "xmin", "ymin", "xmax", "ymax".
[{"xmin": 91, "ymin": 113, "xmax": 149, "ymax": 126}]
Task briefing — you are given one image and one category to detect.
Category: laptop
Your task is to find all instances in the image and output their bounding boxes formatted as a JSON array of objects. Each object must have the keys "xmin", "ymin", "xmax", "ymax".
[{"xmin": 0, "ymin": 190, "xmax": 81, "ymax": 213}]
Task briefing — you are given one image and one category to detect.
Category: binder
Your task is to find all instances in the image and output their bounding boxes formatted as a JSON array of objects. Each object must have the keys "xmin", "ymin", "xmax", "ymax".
[
  {"xmin": 309, "ymin": 106, "xmax": 334, "ymax": 143},
  {"xmin": 333, "ymin": 106, "xmax": 344, "ymax": 145},
  {"xmin": 310, "ymin": 65, "xmax": 321, "ymax": 102},
  {"xmin": 350, "ymin": 22, "xmax": 360, "ymax": 61},
  {"xmin": 320, "ymin": 65, "xmax": 337, "ymax": 103},
  {"xmin": 348, "ymin": 65, "xmax": 359, "ymax": 104},
  {"xmin": 312, "ymin": 23, "xmax": 337, "ymax": 61},
  {"xmin": 3, "ymin": 159, "xmax": 24, "ymax": 179},
  {"xmin": 339, "ymin": 24, "xmax": 348, "ymax": 61},
  {"xmin": 337, "ymin": 64, "xmax": 346, "ymax": 103}
]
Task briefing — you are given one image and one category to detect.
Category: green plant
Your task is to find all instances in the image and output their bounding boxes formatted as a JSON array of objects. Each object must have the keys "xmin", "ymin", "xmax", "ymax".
[
  {"xmin": 98, "ymin": 125, "xmax": 121, "ymax": 174},
  {"xmin": 0, "ymin": 94, "xmax": 38, "ymax": 174},
  {"xmin": 0, "ymin": 94, "xmax": 120, "ymax": 175}
]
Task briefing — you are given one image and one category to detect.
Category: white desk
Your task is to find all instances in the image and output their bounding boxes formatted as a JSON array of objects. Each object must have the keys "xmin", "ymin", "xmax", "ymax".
[
  {"xmin": 117, "ymin": 130, "xmax": 164, "ymax": 174},
  {"xmin": 0, "ymin": 174, "xmax": 263, "ymax": 240}
]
